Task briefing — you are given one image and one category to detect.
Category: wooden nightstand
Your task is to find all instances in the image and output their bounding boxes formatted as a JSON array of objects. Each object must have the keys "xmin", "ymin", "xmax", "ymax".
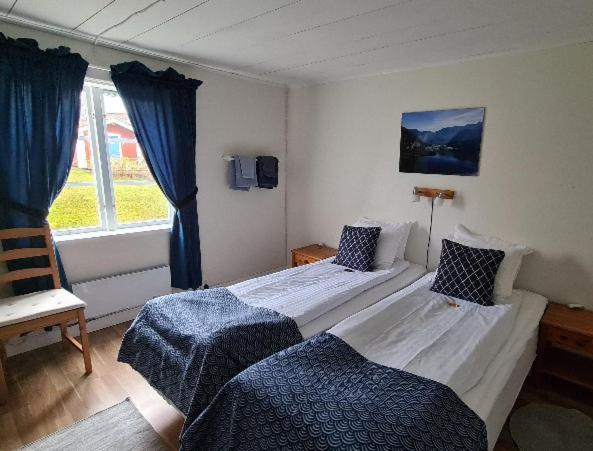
[
  {"xmin": 535, "ymin": 303, "xmax": 593, "ymax": 390},
  {"xmin": 291, "ymin": 244, "xmax": 337, "ymax": 267}
]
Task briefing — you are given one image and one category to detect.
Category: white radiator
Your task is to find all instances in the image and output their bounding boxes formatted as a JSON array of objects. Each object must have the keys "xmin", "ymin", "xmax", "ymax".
[{"xmin": 72, "ymin": 266, "xmax": 171, "ymax": 320}]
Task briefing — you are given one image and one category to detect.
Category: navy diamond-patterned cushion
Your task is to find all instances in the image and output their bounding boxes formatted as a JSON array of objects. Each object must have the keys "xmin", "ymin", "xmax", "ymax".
[
  {"xmin": 431, "ymin": 239, "xmax": 505, "ymax": 306},
  {"xmin": 333, "ymin": 225, "xmax": 381, "ymax": 272}
]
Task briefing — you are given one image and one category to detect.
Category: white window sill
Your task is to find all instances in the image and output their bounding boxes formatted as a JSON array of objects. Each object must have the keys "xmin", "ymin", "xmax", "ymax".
[{"xmin": 54, "ymin": 223, "xmax": 171, "ymax": 243}]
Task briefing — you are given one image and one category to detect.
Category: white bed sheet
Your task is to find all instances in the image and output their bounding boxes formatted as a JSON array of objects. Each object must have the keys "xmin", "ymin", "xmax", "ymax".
[
  {"xmin": 229, "ymin": 258, "xmax": 409, "ymax": 327},
  {"xmin": 299, "ymin": 263, "xmax": 425, "ymax": 339},
  {"xmin": 330, "ymin": 273, "xmax": 520, "ymax": 396},
  {"xmin": 461, "ymin": 289, "xmax": 547, "ymax": 448}
]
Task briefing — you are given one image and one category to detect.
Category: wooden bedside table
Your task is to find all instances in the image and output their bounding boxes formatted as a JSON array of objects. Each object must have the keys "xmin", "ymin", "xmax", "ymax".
[
  {"xmin": 535, "ymin": 302, "xmax": 593, "ymax": 390},
  {"xmin": 291, "ymin": 244, "xmax": 337, "ymax": 267}
]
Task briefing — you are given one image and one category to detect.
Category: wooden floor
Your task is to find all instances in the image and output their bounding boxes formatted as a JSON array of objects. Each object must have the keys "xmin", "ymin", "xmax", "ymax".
[
  {"xmin": 0, "ymin": 322, "xmax": 183, "ymax": 451},
  {"xmin": 1, "ymin": 322, "xmax": 592, "ymax": 451}
]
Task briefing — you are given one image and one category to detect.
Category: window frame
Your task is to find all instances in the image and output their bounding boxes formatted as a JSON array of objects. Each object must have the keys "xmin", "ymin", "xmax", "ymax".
[{"xmin": 53, "ymin": 80, "xmax": 172, "ymax": 236}]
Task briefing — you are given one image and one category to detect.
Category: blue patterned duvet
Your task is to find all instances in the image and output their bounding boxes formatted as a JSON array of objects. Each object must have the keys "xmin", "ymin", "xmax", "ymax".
[
  {"xmin": 117, "ymin": 288, "xmax": 302, "ymax": 425},
  {"xmin": 182, "ymin": 333, "xmax": 487, "ymax": 451}
]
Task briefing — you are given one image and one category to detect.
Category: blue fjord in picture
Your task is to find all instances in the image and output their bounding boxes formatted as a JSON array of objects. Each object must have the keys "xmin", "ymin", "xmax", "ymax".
[{"xmin": 399, "ymin": 107, "xmax": 485, "ymax": 175}]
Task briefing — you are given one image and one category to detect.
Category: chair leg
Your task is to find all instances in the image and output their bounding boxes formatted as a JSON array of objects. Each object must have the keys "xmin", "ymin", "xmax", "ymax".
[
  {"xmin": 77, "ymin": 310, "xmax": 92, "ymax": 374},
  {"xmin": 0, "ymin": 348, "xmax": 7, "ymax": 404},
  {"xmin": 59, "ymin": 322, "xmax": 68, "ymax": 343},
  {"xmin": 0, "ymin": 340, "xmax": 6, "ymax": 366}
]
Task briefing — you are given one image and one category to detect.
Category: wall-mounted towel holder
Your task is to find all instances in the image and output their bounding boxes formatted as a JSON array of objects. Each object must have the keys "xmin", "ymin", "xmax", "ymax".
[{"xmin": 223, "ymin": 155, "xmax": 279, "ymax": 162}]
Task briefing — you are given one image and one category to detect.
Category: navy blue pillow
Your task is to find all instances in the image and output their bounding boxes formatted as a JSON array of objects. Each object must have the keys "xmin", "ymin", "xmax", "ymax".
[
  {"xmin": 333, "ymin": 225, "xmax": 382, "ymax": 272},
  {"xmin": 431, "ymin": 239, "xmax": 505, "ymax": 306}
]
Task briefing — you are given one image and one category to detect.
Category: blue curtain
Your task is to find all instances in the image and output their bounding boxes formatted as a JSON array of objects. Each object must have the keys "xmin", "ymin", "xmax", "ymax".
[
  {"xmin": 110, "ymin": 62, "xmax": 203, "ymax": 289},
  {"xmin": 0, "ymin": 33, "xmax": 88, "ymax": 294}
]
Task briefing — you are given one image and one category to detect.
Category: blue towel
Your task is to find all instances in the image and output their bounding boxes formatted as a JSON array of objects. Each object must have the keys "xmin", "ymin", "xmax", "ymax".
[
  {"xmin": 234, "ymin": 156, "xmax": 257, "ymax": 190},
  {"xmin": 237, "ymin": 155, "xmax": 256, "ymax": 179},
  {"xmin": 228, "ymin": 160, "xmax": 249, "ymax": 191},
  {"xmin": 256, "ymin": 156, "xmax": 278, "ymax": 189}
]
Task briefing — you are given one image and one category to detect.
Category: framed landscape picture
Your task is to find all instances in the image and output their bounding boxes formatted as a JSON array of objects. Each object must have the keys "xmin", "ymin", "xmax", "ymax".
[{"xmin": 399, "ymin": 107, "xmax": 485, "ymax": 176}]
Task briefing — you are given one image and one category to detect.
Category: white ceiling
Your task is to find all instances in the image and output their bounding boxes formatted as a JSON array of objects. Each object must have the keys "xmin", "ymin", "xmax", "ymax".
[{"xmin": 1, "ymin": 0, "xmax": 593, "ymax": 84}]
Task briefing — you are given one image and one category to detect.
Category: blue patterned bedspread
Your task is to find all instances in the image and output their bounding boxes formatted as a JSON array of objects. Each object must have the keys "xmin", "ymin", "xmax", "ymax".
[
  {"xmin": 117, "ymin": 288, "xmax": 302, "ymax": 425},
  {"xmin": 181, "ymin": 333, "xmax": 488, "ymax": 451}
]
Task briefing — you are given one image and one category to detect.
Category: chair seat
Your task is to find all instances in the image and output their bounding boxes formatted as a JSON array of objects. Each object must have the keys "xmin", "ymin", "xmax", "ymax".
[{"xmin": 0, "ymin": 289, "xmax": 86, "ymax": 328}]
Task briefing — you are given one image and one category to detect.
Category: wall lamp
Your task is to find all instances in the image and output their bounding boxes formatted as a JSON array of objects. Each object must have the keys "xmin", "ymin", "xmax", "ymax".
[
  {"xmin": 411, "ymin": 187, "xmax": 455, "ymax": 203},
  {"xmin": 411, "ymin": 186, "xmax": 456, "ymax": 268}
]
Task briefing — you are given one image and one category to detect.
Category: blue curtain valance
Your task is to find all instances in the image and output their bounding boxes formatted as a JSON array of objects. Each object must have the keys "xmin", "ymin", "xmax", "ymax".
[
  {"xmin": 110, "ymin": 61, "xmax": 202, "ymax": 90},
  {"xmin": 0, "ymin": 32, "xmax": 88, "ymax": 69}
]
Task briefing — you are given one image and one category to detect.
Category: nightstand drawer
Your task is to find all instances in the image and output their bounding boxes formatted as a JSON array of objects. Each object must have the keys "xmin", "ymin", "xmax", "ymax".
[
  {"xmin": 293, "ymin": 253, "xmax": 315, "ymax": 267},
  {"xmin": 535, "ymin": 303, "xmax": 593, "ymax": 390},
  {"xmin": 547, "ymin": 326, "xmax": 593, "ymax": 354}
]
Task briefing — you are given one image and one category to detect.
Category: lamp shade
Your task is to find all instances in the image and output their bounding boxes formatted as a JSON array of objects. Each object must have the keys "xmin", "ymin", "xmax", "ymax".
[{"xmin": 434, "ymin": 192, "xmax": 445, "ymax": 206}]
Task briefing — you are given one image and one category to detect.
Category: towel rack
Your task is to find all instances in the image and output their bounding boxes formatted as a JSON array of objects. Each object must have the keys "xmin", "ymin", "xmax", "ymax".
[
  {"xmin": 222, "ymin": 155, "xmax": 275, "ymax": 161},
  {"xmin": 222, "ymin": 155, "xmax": 279, "ymax": 161}
]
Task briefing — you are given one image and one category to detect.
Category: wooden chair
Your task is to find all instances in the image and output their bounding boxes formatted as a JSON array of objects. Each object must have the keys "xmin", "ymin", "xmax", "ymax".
[{"xmin": 0, "ymin": 225, "xmax": 92, "ymax": 403}]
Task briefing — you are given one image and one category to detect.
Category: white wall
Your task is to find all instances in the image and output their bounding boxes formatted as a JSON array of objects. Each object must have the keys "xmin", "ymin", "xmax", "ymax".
[
  {"xmin": 287, "ymin": 43, "xmax": 593, "ymax": 308},
  {"xmin": 2, "ymin": 22, "xmax": 288, "ymax": 288}
]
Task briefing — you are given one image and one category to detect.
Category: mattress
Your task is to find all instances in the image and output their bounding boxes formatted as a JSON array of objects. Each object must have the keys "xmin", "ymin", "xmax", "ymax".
[
  {"xmin": 229, "ymin": 258, "xmax": 410, "ymax": 327},
  {"xmin": 461, "ymin": 289, "xmax": 548, "ymax": 448},
  {"xmin": 330, "ymin": 273, "xmax": 521, "ymax": 396},
  {"xmin": 299, "ymin": 263, "xmax": 426, "ymax": 339}
]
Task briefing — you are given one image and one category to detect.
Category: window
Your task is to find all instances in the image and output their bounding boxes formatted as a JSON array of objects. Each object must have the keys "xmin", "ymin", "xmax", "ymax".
[
  {"xmin": 108, "ymin": 133, "xmax": 122, "ymax": 158},
  {"xmin": 48, "ymin": 82, "xmax": 170, "ymax": 234}
]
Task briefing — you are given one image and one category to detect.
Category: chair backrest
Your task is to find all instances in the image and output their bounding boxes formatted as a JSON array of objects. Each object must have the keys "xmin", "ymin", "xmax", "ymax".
[{"xmin": 0, "ymin": 225, "xmax": 61, "ymax": 289}]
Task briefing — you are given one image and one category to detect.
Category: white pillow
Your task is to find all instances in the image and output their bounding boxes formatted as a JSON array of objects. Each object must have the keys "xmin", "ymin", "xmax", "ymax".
[
  {"xmin": 353, "ymin": 218, "xmax": 412, "ymax": 269},
  {"xmin": 451, "ymin": 224, "xmax": 532, "ymax": 299}
]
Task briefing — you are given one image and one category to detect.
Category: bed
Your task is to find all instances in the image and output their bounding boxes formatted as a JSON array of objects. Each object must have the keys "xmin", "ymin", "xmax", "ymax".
[
  {"xmin": 181, "ymin": 273, "xmax": 548, "ymax": 451},
  {"xmin": 462, "ymin": 287, "xmax": 547, "ymax": 448},
  {"xmin": 118, "ymin": 257, "xmax": 425, "ymax": 422}
]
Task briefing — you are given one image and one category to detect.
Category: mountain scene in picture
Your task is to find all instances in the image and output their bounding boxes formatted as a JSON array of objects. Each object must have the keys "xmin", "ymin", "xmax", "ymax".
[{"xmin": 399, "ymin": 107, "xmax": 485, "ymax": 176}]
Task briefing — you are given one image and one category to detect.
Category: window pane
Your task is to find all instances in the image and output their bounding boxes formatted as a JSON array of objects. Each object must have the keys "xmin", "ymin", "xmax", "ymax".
[
  {"xmin": 49, "ymin": 91, "xmax": 101, "ymax": 230},
  {"xmin": 102, "ymin": 92, "xmax": 169, "ymax": 225}
]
